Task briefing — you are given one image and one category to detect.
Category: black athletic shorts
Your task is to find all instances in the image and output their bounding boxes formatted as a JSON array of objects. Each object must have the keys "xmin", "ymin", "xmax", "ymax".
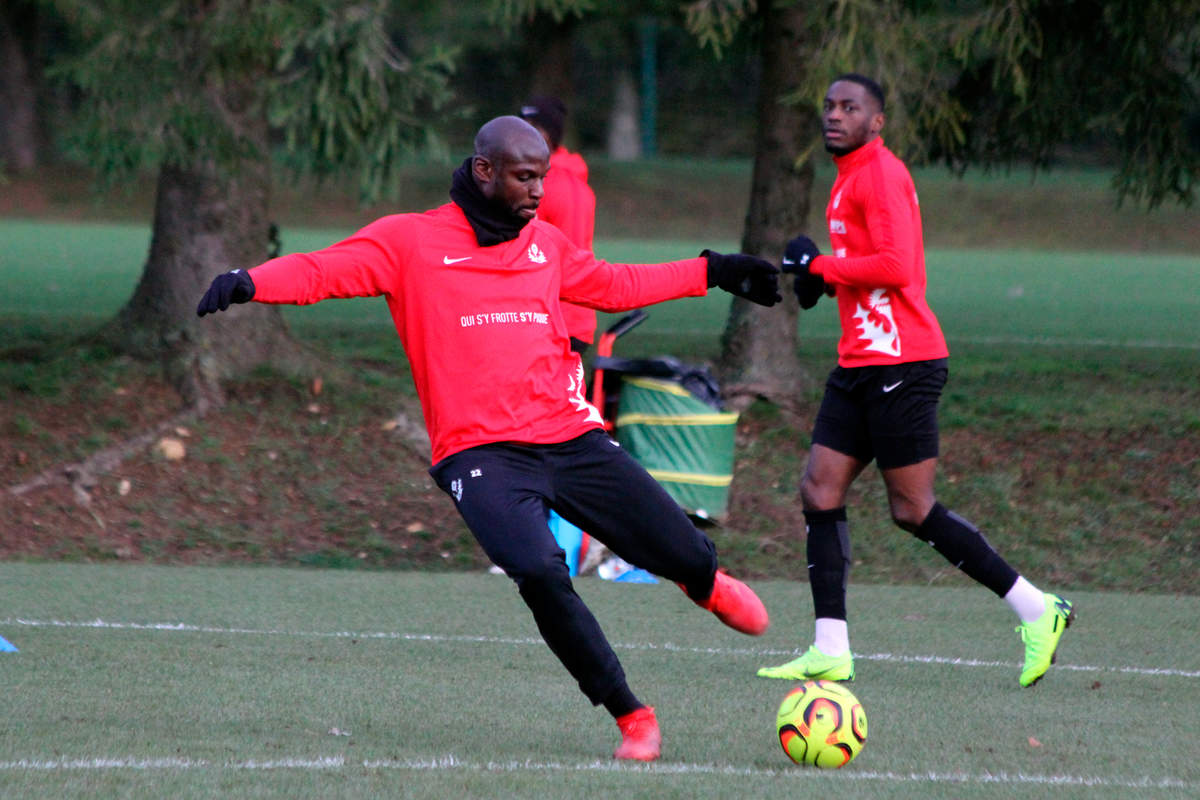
[{"xmin": 811, "ymin": 358, "xmax": 949, "ymax": 470}]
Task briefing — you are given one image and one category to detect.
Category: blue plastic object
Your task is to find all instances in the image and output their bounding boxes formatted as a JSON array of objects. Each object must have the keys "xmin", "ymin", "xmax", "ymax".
[{"xmin": 547, "ymin": 510, "xmax": 584, "ymax": 576}]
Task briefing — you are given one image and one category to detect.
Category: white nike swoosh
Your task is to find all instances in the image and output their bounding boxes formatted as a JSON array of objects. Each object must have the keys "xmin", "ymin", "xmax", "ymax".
[
  {"xmin": 781, "ymin": 258, "xmax": 795, "ymax": 265},
  {"xmin": 443, "ymin": 256, "xmax": 471, "ymax": 265},
  {"xmin": 882, "ymin": 381, "xmax": 903, "ymax": 393}
]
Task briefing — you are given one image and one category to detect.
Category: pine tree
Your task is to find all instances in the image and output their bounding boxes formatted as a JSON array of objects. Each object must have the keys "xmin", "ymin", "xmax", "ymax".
[{"xmin": 52, "ymin": 0, "xmax": 455, "ymax": 407}]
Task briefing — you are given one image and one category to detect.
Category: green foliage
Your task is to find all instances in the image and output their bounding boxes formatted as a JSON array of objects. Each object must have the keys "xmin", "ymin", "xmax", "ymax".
[
  {"xmin": 48, "ymin": 0, "xmax": 456, "ymax": 201},
  {"xmin": 939, "ymin": 0, "xmax": 1200, "ymax": 207},
  {"xmin": 488, "ymin": 0, "xmax": 596, "ymax": 24},
  {"xmin": 683, "ymin": 0, "xmax": 974, "ymax": 166},
  {"xmin": 682, "ymin": 0, "xmax": 1199, "ymax": 207},
  {"xmin": 270, "ymin": 3, "xmax": 458, "ymax": 201},
  {"xmin": 681, "ymin": 0, "xmax": 756, "ymax": 55}
]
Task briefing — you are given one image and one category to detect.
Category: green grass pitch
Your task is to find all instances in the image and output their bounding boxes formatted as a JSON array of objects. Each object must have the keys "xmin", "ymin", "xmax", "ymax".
[{"xmin": 1, "ymin": 563, "xmax": 1198, "ymax": 799}]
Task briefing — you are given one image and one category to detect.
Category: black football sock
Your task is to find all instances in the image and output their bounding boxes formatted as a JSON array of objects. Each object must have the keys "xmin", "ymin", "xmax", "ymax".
[
  {"xmin": 912, "ymin": 503, "xmax": 1018, "ymax": 597},
  {"xmin": 602, "ymin": 683, "xmax": 643, "ymax": 719},
  {"xmin": 804, "ymin": 507, "xmax": 851, "ymax": 620}
]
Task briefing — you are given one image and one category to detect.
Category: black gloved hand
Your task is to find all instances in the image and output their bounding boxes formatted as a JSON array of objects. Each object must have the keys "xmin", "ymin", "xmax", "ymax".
[
  {"xmin": 702, "ymin": 250, "xmax": 782, "ymax": 307},
  {"xmin": 780, "ymin": 235, "xmax": 827, "ymax": 310},
  {"xmin": 196, "ymin": 269, "xmax": 256, "ymax": 316}
]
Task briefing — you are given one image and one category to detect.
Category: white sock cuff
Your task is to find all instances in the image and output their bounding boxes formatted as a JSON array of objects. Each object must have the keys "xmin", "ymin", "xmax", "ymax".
[
  {"xmin": 814, "ymin": 617, "xmax": 850, "ymax": 656},
  {"xmin": 1005, "ymin": 576, "xmax": 1046, "ymax": 623}
]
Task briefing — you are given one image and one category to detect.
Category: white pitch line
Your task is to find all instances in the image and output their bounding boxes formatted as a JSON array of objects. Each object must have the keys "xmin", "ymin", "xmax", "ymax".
[
  {"xmin": 3, "ymin": 616, "xmax": 1199, "ymax": 680},
  {"xmin": 0, "ymin": 754, "xmax": 1194, "ymax": 790}
]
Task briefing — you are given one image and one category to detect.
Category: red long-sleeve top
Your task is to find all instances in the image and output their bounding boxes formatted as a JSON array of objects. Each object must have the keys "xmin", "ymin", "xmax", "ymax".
[
  {"xmin": 809, "ymin": 137, "xmax": 948, "ymax": 367},
  {"xmin": 538, "ymin": 147, "xmax": 598, "ymax": 344},
  {"xmin": 248, "ymin": 202, "xmax": 707, "ymax": 464}
]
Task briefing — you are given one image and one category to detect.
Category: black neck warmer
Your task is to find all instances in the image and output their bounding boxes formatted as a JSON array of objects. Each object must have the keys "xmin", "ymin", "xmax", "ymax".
[{"xmin": 449, "ymin": 157, "xmax": 530, "ymax": 246}]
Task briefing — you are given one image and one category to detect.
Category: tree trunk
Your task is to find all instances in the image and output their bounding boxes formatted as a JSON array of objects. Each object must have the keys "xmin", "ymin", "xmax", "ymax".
[
  {"xmin": 109, "ymin": 123, "xmax": 309, "ymax": 410},
  {"xmin": 717, "ymin": 1, "xmax": 821, "ymax": 408},
  {"xmin": 607, "ymin": 70, "xmax": 641, "ymax": 161},
  {"xmin": 526, "ymin": 15, "xmax": 575, "ymax": 105},
  {"xmin": 0, "ymin": 1, "xmax": 40, "ymax": 173}
]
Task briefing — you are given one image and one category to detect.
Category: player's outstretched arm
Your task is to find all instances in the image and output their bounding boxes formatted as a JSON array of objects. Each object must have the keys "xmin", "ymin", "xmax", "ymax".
[
  {"xmin": 701, "ymin": 250, "xmax": 781, "ymax": 307},
  {"xmin": 780, "ymin": 236, "xmax": 829, "ymax": 310},
  {"xmin": 196, "ymin": 269, "xmax": 256, "ymax": 316}
]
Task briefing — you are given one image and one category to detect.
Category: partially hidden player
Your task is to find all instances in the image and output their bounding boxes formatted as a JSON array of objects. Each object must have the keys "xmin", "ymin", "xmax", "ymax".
[
  {"xmin": 758, "ymin": 74, "xmax": 1074, "ymax": 688},
  {"xmin": 197, "ymin": 115, "xmax": 779, "ymax": 762},
  {"xmin": 519, "ymin": 95, "xmax": 598, "ymax": 354},
  {"xmin": 519, "ymin": 96, "xmax": 599, "ymax": 575}
]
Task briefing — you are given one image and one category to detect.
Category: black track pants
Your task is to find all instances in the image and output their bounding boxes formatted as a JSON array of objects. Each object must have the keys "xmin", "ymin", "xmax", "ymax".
[{"xmin": 430, "ymin": 430, "xmax": 719, "ymax": 704}]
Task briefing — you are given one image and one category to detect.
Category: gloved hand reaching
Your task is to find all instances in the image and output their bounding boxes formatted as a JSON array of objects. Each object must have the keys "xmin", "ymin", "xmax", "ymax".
[
  {"xmin": 196, "ymin": 269, "xmax": 256, "ymax": 316},
  {"xmin": 781, "ymin": 236, "xmax": 828, "ymax": 310},
  {"xmin": 702, "ymin": 251, "xmax": 782, "ymax": 307}
]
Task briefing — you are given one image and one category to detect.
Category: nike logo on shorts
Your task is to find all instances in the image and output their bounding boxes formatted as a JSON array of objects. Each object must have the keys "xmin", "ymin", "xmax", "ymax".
[
  {"xmin": 443, "ymin": 256, "xmax": 471, "ymax": 265},
  {"xmin": 882, "ymin": 381, "xmax": 903, "ymax": 393}
]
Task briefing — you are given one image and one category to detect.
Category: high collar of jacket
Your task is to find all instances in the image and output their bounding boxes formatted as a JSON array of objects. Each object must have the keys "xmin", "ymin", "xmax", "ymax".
[
  {"xmin": 832, "ymin": 136, "xmax": 886, "ymax": 174},
  {"xmin": 449, "ymin": 157, "xmax": 531, "ymax": 246}
]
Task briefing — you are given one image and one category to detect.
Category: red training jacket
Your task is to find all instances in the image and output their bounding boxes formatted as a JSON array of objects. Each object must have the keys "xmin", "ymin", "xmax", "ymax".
[
  {"xmin": 537, "ymin": 146, "xmax": 598, "ymax": 344},
  {"xmin": 810, "ymin": 137, "xmax": 949, "ymax": 367},
  {"xmin": 247, "ymin": 202, "xmax": 707, "ymax": 464}
]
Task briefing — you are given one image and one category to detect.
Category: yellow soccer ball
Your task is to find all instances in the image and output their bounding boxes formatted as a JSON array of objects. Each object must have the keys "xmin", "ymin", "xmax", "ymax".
[{"xmin": 776, "ymin": 680, "xmax": 868, "ymax": 768}]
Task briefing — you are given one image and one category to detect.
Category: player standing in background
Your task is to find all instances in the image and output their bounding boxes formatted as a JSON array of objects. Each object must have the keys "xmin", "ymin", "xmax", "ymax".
[
  {"xmin": 197, "ymin": 115, "xmax": 779, "ymax": 761},
  {"xmin": 519, "ymin": 97, "xmax": 600, "ymax": 575},
  {"xmin": 519, "ymin": 95, "xmax": 598, "ymax": 354},
  {"xmin": 757, "ymin": 74, "xmax": 1074, "ymax": 688}
]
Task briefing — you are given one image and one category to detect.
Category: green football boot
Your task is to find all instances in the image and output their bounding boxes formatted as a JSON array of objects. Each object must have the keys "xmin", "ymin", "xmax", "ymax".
[
  {"xmin": 757, "ymin": 645, "xmax": 855, "ymax": 681},
  {"xmin": 1017, "ymin": 593, "xmax": 1075, "ymax": 687}
]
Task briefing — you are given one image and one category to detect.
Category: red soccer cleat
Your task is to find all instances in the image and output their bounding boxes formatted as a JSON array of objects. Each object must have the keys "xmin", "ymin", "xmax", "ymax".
[
  {"xmin": 688, "ymin": 571, "xmax": 770, "ymax": 636},
  {"xmin": 613, "ymin": 706, "xmax": 661, "ymax": 762}
]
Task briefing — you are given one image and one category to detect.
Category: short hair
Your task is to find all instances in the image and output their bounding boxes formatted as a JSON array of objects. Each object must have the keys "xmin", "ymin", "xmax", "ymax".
[
  {"xmin": 518, "ymin": 96, "xmax": 567, "ymax": 150},
  {"xmin": 832, "ymin": 73, "xmax": 886, "ymax": 113}
]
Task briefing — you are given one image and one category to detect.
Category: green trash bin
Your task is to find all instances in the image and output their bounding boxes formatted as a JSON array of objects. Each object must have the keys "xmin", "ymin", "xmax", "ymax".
[{"xmin": 612, "ymin": 373, "xmax": 739, "ymax": 521}]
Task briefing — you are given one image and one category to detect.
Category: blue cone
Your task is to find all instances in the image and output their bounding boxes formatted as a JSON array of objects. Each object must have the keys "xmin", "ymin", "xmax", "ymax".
[{"xmin": 0, "ymin": 635, "xmax": 17, "ymax": 653}]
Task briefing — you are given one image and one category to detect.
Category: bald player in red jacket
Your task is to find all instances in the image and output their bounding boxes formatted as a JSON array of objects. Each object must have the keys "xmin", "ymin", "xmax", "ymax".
[{"xmin": 198, "ymin": 115, "xmax": 780, "ymax": 762}]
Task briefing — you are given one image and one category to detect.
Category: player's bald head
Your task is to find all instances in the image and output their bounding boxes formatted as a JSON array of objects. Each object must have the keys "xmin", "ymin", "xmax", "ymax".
[
  {"xmin": 469, "ymin": 116, "xmax": 550, "ymax": 218},
  {"xmin": 474, "ymin": 116, "xmax": 549, "ymax": 168}
]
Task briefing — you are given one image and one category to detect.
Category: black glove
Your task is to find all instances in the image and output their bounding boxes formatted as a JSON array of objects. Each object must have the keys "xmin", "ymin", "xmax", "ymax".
[
  {"xmin": 196, "ymin": 269, "xmax": 256, "ymax": 316},
  {"xmin": 780, "ymin": 235, "xmax": 827, "ymax": 310},
  {"xmin": 702, "ymin": 250, "xmax": 781, "ymax": 307}
]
